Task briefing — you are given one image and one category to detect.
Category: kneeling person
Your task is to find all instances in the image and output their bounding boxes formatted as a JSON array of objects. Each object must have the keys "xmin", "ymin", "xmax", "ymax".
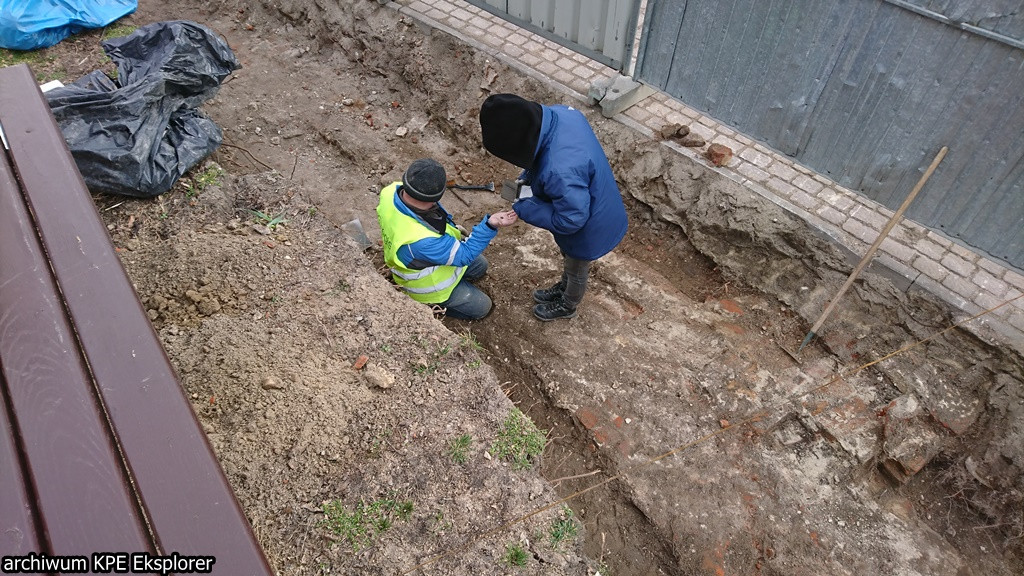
[{"xmin": 376, "ymin": 158, "xmax": 517, "ymax": 319}]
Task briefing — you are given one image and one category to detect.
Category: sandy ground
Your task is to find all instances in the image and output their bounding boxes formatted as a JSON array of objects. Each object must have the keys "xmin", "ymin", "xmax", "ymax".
[{"xmin": 19, "ymin": 0, "xmax": 1024, "ymax": 574}]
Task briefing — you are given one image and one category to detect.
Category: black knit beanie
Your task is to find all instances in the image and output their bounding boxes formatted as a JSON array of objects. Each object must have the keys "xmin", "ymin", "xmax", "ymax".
[
  {"xmin": 479, "ymin": 93, "xmax": 543, "ymax": 169},
  {"xmin": 402, "ymin": 158, "xmax": 447, "ymax": 202}
]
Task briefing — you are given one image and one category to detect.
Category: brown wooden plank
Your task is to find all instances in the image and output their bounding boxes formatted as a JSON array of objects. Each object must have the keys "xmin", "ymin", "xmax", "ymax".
[
  {"xmin": 0, "ymin": 123, "xmax": 152, "ymax": 556},
  {"xmin": 0, "ymin": 64, "xmax": 272, "ymax": 574},
  {"xmin": 0, "ymin": 372, "xmax": 40, "ymax": 556}
]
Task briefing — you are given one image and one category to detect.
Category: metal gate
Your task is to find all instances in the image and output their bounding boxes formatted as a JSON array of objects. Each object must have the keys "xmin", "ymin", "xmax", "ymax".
[
  {"xmin": 465, "ymin": 0, "xmax": 643, "ymax": 72},
  {"xmin": 634, "ymin": 0, "xmax": 1024, "ymax": 271}
]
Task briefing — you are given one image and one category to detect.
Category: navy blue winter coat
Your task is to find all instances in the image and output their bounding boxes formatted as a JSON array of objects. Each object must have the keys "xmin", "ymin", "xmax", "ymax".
[{"xmin": 512, "ymin": 105, "xmax": 628, "ymax": 260}]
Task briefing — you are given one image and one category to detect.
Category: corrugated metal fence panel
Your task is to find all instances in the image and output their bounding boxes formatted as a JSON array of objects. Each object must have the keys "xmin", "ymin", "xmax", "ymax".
[
  {"xmin": 635, "ymin": 0, "xmax": 1024, "ymax": 270},
  {"xmin": 893, "ymin": 0, "xmax": 1024, "ymax": 48},
  {"xmin": 465, "ymin": 0, "xmax": 642, "ymax": 71}
]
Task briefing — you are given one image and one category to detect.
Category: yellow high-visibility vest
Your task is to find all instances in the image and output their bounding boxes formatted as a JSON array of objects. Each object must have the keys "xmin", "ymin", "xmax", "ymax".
[{"xmin": 376, "ymin": 183, "xmax": 466, "ymax": 304}]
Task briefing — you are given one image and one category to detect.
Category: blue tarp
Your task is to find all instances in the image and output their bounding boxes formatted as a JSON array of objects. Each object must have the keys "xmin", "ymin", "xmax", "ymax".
[{"xmin": 0, "ymin": 0, "xmax": 137, "ymax": 50}]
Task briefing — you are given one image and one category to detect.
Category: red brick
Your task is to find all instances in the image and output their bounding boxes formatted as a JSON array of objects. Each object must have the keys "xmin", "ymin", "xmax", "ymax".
[
  {"xmin": 576, "ymin": 406, "xmax": 600, "ymax": 430},
  {"xmin": 613, "ymin": 415, "xmax": 624, "ymax": 428},
  {"xmin": 718, "ymin": 322, "xmax": 745, "ymax": 335},
  {"xmin": 720, "ymin": 299, "xmax": 743, "ymax": 315},
  {"xmin": 707, "ymin": 143, "xmax": 733, "ymax": 166}
]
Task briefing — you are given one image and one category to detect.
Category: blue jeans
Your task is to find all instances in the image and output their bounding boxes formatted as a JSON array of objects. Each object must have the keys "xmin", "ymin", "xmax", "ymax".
[{"xmin": 440, "ymin": 255, "xmax": 492, "ymax": 320}]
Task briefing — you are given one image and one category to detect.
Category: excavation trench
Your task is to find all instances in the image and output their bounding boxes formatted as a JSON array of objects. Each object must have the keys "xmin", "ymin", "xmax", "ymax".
[
  {"xmin": 460, "ymin": 201, "xmax": 728, "ymax": 575},
  {"xmin": 485, "ymin": 335, "xmax": 681, "ymax": 575}
]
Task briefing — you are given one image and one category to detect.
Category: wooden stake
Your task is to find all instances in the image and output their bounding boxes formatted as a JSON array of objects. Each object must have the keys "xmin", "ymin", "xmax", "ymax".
[{"xmin": 799, "ymin": 146, "xmax": 948, "ymax": 352}]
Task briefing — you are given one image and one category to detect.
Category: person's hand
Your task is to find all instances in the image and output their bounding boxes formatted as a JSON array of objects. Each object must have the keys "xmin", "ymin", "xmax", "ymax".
[{"xmin": 488, "ymin": 210, "xmax": 518, "ymax": 228}]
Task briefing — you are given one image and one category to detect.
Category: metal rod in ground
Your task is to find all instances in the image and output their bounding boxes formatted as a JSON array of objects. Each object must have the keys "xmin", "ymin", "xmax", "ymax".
[{"xmin": 798, "ymin": 146, "xmax": 949, "ymax": 353}]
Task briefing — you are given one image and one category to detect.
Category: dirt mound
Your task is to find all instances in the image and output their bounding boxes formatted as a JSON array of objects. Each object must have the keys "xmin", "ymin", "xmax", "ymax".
[{"xmin": 21, "ymin": 0, "xmax": 1022, "ymax": 574}]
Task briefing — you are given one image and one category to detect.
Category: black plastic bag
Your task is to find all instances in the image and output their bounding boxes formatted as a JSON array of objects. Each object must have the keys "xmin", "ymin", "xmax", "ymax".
[{"xmin": 45, "ymin": 20, "xmax": 240, "ymax": 198}]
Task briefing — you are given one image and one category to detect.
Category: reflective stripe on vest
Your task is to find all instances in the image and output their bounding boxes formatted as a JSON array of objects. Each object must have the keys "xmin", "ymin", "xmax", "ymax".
[
  {"xmin": 376, "ymin": 183, "xmax": 466, "ymax": 304},
  {"xmin": 398, "ymin": 266, "xmax": 464, "ymax": 294}
]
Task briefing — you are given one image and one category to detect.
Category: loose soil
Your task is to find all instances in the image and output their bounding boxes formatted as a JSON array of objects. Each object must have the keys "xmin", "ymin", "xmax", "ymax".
[{"xmin": 18, "ymin": 1, "xmax": 1024, "ymax": 575}]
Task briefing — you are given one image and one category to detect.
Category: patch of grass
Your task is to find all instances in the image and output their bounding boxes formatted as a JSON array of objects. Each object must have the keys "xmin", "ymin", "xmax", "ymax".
[
  {"xmin": 458, "ymin": 330, "xmax": 484, "ymax": 352},
  {"xmin": 431, "ymin": 510, "xmax": 453, "ymax": 535},
  {"xmin": 101, "ymin": 23, "xmax": 137, "ymax": 40},
  {"xmin": 503, "ymin": 543, "xmax": 529, "ymax": 568},
  {"xmin": 447, "ymin": 434, "xmax": 472, "ymax": 464},
  {"xmin": 413, "ymin": 359, "xmax": 438, "ymax": 375},
  {"xmin": 0, "ymin": 48, "xmax": 43, "ymax": 68},
  {"xmin": 458, "ymin": 330, "xmax": 484, "ymax": 368},
  {"xmin": 182, "ymin": 164, "xmax": 223, "ymax": 197},
  {"xmin": 0, "ymin": 48, "xmax": 61, "ymax": 82},
  {"xmin": 250, "ymin": 209, "xmax": 288, "ymax": 230},
  {"xmin": 491, "ymin": 408, "xmax": 547, "ymax": 470},
  {"xmin": 331, "ymin": 279, "xmax": 351, "ymax": 294},
  {"xmin": 321, "ymin": 497, "xmax": 414, "ymax": 551},
  {"xmin": 548, "ymin": 505, "xmax": 579, "ymax": 548},
  {"xmin": 413, "ymin": 340, "xmax": 454, "ymax": 375},
  {"xmin": 368, "ymin": 427, "xmax": 393, "ymax": 457}
]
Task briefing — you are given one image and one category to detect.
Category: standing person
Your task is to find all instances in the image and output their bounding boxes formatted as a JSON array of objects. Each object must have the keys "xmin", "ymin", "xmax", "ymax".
[
  {"xmin": 479, "ymin": 93, "xmax": 628, "ymax": 321},
  {"xmin": 376, "ymin": 158, "xmax": 518, "ymax": 320}
]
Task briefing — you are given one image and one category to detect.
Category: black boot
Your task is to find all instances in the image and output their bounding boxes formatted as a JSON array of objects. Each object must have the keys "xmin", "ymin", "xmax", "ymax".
[
  {"xmin": 532, "ymin": 280, "xmax": 566, "ymax": 303},
  {"xmin": 533, "ymin": 298, "xmax": 577, "ymax": 321}
]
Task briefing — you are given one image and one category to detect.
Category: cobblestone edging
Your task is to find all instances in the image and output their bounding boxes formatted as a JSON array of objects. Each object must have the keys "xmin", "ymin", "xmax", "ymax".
[{"xmin": 392, "ymin": 0, "xmax": 1024, "ymax": 353}]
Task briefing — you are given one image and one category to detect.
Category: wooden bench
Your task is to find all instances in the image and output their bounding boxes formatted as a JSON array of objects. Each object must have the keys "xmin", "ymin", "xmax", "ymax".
[{"xmin": 0, "ymin": 63, "xmax": 272, "ymax": 575}]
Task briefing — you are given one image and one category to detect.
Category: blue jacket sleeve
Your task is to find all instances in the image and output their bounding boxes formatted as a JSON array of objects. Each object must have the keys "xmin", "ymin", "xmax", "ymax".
[
  {"xmin": 396, "ymin": 216, "xmax": 498, "ymax": 268},
  {"xmin": 513, "ymin": 170, "xmax": 590, "ymax": 235}
]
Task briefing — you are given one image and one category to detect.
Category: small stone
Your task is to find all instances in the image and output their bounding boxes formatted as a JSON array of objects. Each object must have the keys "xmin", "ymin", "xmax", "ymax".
[
  {"xmin": 658, "ymin": 123, "xmax": 681, "ymax": 139},
  {"xmin": 261, "ymin": 376, "xmax": 285, "ymax": 390},
  {"xmin": 363, "ymin": 364, "xmax": 394, "ymax": 389},
  {"xmin": 679, "ymin": 133, "xmax": 705, "ymax": 147}
]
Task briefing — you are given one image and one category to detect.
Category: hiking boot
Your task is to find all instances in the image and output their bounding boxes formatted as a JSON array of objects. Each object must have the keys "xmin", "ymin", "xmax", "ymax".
[
  {"xmin": 532, "ymin": 280, "xmax": 566, "ymax": 303},
  {"xmin": 533, "ymin": 299, "xmax": 577, "ymax": 321}
]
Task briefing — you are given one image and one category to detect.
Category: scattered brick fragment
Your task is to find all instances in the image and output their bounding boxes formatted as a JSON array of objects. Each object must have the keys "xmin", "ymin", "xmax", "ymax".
[
  {"xmin": 679, "ymin": 133, "xmax": 705, "ymax": 147},
  {"xmin": 707, "ymin": 143, "xmax": 733, "ymax": 166},
  {"xmin": 719, "ymin": 298, "xmax": 743, "ymax": 315}
]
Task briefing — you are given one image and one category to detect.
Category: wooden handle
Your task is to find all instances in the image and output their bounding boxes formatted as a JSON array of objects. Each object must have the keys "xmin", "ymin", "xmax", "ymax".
[{"xmin": 808, "ymin": 146, "xmax": 948, "ymax": 336}]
